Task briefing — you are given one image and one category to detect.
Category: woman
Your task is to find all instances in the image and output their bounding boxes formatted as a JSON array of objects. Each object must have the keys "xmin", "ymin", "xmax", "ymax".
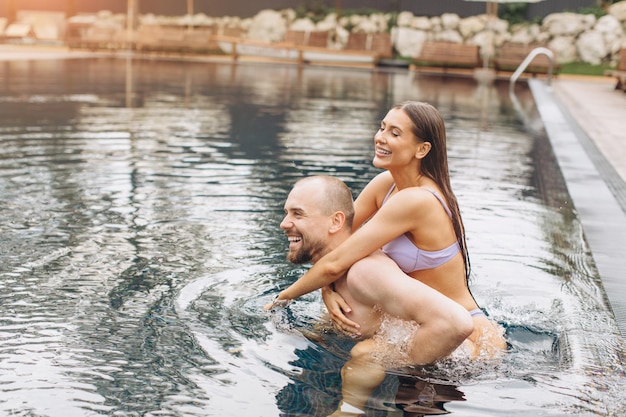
[{"xmin": 270, "ymin": 101, "xmax": 505, "ymax": 357}]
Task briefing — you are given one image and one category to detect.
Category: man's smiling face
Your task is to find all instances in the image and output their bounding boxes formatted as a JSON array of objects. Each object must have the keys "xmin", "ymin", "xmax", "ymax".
[{"xmin": 280, "ymin": 181, "xmax": 330, "ymax": 265}]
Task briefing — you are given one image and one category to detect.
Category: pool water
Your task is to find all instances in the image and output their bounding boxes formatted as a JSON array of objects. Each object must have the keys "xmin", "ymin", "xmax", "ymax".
[{"xmin": 0, "ymin": 57, "xmax": 623, "ymax": 416}]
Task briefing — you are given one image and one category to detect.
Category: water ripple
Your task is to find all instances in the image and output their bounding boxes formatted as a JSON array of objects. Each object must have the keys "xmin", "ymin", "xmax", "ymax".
[{"xmin": 0, "ymin": 58, "xmax": 623, "ymax": 416}]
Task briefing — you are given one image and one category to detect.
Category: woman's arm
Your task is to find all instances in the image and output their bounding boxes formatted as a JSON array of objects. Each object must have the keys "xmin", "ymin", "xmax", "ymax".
[
  {"xmin": 275, "ymin": 189, "xmax": 421, "ymax": 301},
  {"xmin": 353, "ymin": 171, "xmax": 393, "ymax": 230}
]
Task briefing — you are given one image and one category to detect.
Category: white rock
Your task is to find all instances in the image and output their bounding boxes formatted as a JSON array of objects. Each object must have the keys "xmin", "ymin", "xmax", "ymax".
[
  {"xmin": 221, "ymin": 16, "xmax": 242, "ymax": 28},
  {"xmin": 282, "ymin": 9, "xmax": 296, "ymax": 23},
  {"xmin": 126, "ymin": 6, "xmax": 626, "ymax": 65},
  {"xmin": 595, "ymin": 14, "xmax": 623, "ymax": 34},
  {"xmin": 348, "ymin": 14, "xmax": 362, "ymax": 27},
  {"xmin": 321, "ymin": 13, "xmax": 338, "ymax": 25},
  {"xmin": 316, "ymin": 13, "xmax": 338, "ymax": 31},
  {"xmin": 581, "ymin": 13, "xmax": 597, "ymax": 29},
  {"xmin": 289, "ymin": 18, "xmax": 316, "ymax": 32},
  {"xmin": 369, "ymin": 13, "xmax": 390, "ymax": 32},
  {"xmin": 605, "ymin": 34, "xmax": 625, "ymax": 55},
  {"xmin": 542, "ymin": 12, "xmax": 595, "ymax": 37},
  {"xmin": 239, "ymin": 17, "xmax": 251, "ymax": 31},
  {"xmin": 329, "ymin": 25, "xmax": 349, "ymax": 49},
  {"xmin": 510, "ymin": 24, "xmax": 535, "ymax": 44},
  {"xmin": 351, "ymin": 13, "xmax": 388, "ymax": 33},
  {"xmin": 396, "ymin": 11, "xmax": 414, "ymax": 28},
  {"xmin": 441, "ymin": 13, "xmax": 460, "ymax": 30},
  {"xmin": 430, "ymin": 16, "xmax": 442, "ymax": 32},
  {"xmin": 535, "ymin": 31, "xmax": 551, "ymax": 44},
  {"xmin": 609, "ymin": 1, "xmax": 626, "ymax": 22},
  {"xmin": 577, "ymin": 30, "xmax": 607, "ymax": 64},
  {"xmin": 459, "ymin": 15, "xmax": 486, "ymax": 39},
  {"xmin": 604, "ymin": 34, "xmax": 625, "ymax": 56},
  {"xmin": 595, "ymin": 14, "xmax": 625, "ymax": 55},
  {"xmin": 433, "ymin": 29, "xmax": 463, "ymax": 43},
  {"xmin": 494, "ymin": 31, "xmax": 511, "ymax": 47},
  {"xmin": 490, "ymin": 18, "xmax": 509, "ymax": 34},
  {"xmin": 548, "ymin": 36, "xmax": 578, "ymax": 63},
  {"xmin": 412, "ymin": 16, "xmax": 432, "ymax": 31},
  {"xmin": 529, "ymin": 23, "xmax": 541, "ymax": 38},
  {"xmin": 246, "ymin": 9, "xmax": 286, "ymax": 42},
  {"xmin": 471, "ymin": 30, "xmax": 495, "ymax": 58},
  {"xmin": 393, "ymin": 26, "xmax": 428, "ymax": 57}
]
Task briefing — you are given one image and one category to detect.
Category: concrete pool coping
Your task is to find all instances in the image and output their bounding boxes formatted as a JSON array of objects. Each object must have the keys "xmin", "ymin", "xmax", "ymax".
[
  {"xmin": 1, "ymin": 43, "xmax": 624, "ymax": 340},
  {"xmin": 530, "ymin": 77, "xmax": 626, "ymax": 340}
]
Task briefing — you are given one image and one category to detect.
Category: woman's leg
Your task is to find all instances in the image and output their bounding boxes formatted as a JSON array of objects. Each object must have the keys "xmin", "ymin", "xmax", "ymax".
[{"xmin": 347, "ymin": 253, "xmax": 474, "ymax": 364}]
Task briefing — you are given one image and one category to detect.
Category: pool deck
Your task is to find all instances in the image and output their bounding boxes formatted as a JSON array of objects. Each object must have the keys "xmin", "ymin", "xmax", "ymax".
[
  {"xmin": 551, "ymin": 75, "xmax": 626, "ymax": 184},
  {"xmin": 530, "ymin": 76, "xmax": 626, "ymax": 341},
  {"xmin": 1, "ymin": 43, "xmax": 625, "ymax": 340}
]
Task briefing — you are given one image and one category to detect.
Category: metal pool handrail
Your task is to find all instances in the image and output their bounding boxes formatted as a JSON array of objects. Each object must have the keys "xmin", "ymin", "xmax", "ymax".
[{"xmin": 509, "ymin": 47, "xmax": 555, "ymax": 90}]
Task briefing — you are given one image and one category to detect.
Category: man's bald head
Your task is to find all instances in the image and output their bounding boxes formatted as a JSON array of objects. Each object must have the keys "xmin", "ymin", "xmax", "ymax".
[{"xmin": 292, "ymin": 176, "xmax": 355, "ymax": 231}]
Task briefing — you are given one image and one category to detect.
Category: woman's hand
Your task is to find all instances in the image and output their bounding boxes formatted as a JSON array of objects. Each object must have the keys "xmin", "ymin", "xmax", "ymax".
[
  {"xmin": 322, "ymin": 286, "xmax": 361, "ymax": 337},
  {"xmin": 264, "ymin": 292, "xmax": 292, "ymax": 311}
]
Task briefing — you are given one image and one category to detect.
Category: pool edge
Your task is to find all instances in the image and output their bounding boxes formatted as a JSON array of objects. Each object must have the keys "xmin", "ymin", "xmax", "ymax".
[{"xmin": 529, "ymin": 79, "xmax": 626, "ymax": 341}]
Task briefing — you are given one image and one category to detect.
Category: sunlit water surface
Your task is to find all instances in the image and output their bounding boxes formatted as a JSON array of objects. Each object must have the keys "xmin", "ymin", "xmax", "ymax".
[{"xmin": 0, "ymin": 58, "xmax": 623, "ymax": 417}]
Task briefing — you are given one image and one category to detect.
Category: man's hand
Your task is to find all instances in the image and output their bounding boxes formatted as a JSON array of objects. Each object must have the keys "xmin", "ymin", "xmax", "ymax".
[{"xmin": 322, "ymin": 286, "xmax": 361, "ymax": 337}]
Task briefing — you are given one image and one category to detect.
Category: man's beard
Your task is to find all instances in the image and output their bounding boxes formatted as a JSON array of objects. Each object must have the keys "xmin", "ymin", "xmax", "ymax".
[{"xmin": 287, "ymin": 238, "xmax": 326, "ymax": 265}]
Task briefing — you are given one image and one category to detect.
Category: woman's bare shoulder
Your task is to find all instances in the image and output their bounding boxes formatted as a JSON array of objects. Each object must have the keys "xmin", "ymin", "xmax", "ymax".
[
  {"xmin": 363, "ymin": 171, "xmax": 394, "ymax": 193},
  {"xmin": 389, "ymin": 186, "xmax": 443, "ymax": 211}
]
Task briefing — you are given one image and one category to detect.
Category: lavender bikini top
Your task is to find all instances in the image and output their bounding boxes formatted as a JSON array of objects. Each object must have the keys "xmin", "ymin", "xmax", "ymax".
[{"xmin": 381, "ymin": 184, "xmax": 460, "ymax": 273}]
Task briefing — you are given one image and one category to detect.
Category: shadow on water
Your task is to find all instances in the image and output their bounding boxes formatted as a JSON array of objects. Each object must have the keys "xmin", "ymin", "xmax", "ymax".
[{"xmin": 0, "ymin": 57, "xmax": 623, "ymax": 416}]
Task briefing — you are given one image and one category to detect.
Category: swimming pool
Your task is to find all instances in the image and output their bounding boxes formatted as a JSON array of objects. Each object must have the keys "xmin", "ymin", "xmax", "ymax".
[{"xmin": 0, "ymin": 57, "xmax": 623, "ymax": 416}]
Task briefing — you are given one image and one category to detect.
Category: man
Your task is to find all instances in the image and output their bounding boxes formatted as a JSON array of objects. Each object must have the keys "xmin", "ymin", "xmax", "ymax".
[{"xmin": 265, "ymin": 175, "xmax": 473, "ymax": 416}]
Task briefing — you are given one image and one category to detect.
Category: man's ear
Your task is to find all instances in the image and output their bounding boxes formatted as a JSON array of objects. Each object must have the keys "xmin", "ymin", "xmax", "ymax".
[
  {"xmin": 415, "ymin": 141, "xmax": 432, "ymax": 160},
  {"xmin": 328, "ymin": 211, "xmax": 345, "ymax": 234}
]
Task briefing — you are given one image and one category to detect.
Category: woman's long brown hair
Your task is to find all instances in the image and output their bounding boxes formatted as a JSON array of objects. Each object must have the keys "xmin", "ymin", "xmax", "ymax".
[{"xmin": 396, "ymin": 101, "xmax": 471, "ymax": 284}]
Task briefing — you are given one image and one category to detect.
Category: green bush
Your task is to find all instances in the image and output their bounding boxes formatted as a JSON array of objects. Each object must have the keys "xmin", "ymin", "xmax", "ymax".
[
  {"xmin": 559, "ymin": 62, "xmax": 613, "ymax": 76},
  {"xmin": 294, "ymin": 1, "xmax": 332, "ymax": 23},
  {"xmin": 498, "ymin": 3, "xmax": 529, "ymax": 25},
  {"xmin": 571, "ymin": 6, "xmax": 606, "ymax": 18}
]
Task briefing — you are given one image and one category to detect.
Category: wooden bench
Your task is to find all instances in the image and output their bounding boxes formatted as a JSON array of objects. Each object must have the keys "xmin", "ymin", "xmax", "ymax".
[
  {"xmin": 284, "ymin": 30, "xmax": 329, "ymax": 47},
  {"xmin": 134, "ymin": 24, "xmax": 224, "ymax": 54},
  {"xmin": 494, "ymin": 42, "xmax": 559, "ymax": 75},
  {"xmin": 134, "ymin": 26, "xmax": 183, "ymax": 52},
  {"xmin": 81, "ymin": 25, "xmax": 125, "ymax": 51},
  {"xmin": 412, "ymin": 41, "xmax": 479, "ymax": 71},
  {"xmin": 605, "ymin": 48, "xmax": 626, "ymax": 92},
  {"xmin": 179, "ymin": 27, "xmax": 220, "ymax": 53},
  {"xmin": 345, "ymin": 32, "xmax": 393, "ymax": 58}
]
